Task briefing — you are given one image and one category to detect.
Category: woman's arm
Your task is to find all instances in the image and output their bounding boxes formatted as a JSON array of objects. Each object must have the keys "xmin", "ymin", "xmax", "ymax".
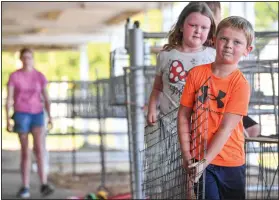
[
  {"xmin": 6, "ymin": 85, "xmax": 14, "ymax": 132},
  {"xmin": 42, "ymin": 87, "xmax": 52, "ymax": 128},
  {"xmin": 147, "ymin": 75, "xmax": 163, "ymax": 125},
  {"xmin": 204, "ymin": 113, "xmax": 242, "ymax": 166}
]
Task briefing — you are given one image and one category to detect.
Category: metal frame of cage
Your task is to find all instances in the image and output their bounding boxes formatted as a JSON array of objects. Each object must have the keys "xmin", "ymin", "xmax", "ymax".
[
  {"xmin": 43, "ymin": 23, "xmax": 278, "ymax": 199},
  {"xmin": 120, "ymin": 19, "xmax": 278, "ymax": 199},
  {"xmin": 245, "ymin": 137, "xmax": 278, "ymax": 199},
  {"xmin": 46, "ymin": 80, "xmax": 129, "ymax": 192}
]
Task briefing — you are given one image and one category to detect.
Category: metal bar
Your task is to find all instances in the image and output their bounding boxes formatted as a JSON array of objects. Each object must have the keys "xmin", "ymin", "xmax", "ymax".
[
  {"xmin": 241, "ymin": 65, "xmax": 279, "ymax": 73},
  {"xmin": 109, "ymin": 50, "xmax": 116, "ymax": 77},
  {"xmin": 123, "ymin": 65, "xmax": 156, "ymax": 71},
  {"xmin": 267, "ymin": 166, "xmax": 279, "ymax": 199},
  {"xmin": 246, "ymin": 146, "xmax": 278, "ymax": 153},
  {"xmin": 249, "ymin": 96, "xmax": 278, "ymax": 105},
  {"xmin": 254, "ymin": 31, "xmax": 279, "ymax": 38},
  {"xmin": 124, "ymin": 68, "xmax": 135, "ymax": 199},
  {"xmin": 71, "ymin": 83, "xmax": 77, "ymax": 176},
  {"xmin": 125, "ymin": 18, "xmax": 133, "ymax": 52},
  {"xmin": 49, "ymin": 151, "xmax": 129, "ymax": 164},
  {"xmin": 142, "ymin": 31, "xmax": 277, "ymax": 40},
  {"xmin": 96, "ymin": 79, "xmax": 106, "ymax": 188},
  {"xmin": 47, "ymin": 131, "xmax": 128, "ymax": 136},
  {"xmin": 256, "ymin": 68, "xmax": 263, "ymax": 133},
  {"xmin": 270, "ymin": 62, "xmax": 278, "ymax": 135},
  {"xmin": 143, "ymin": 32, "xmax": 168, "ymax": 39},
  {"xmin": 129, "ymin": 22, "xmax": 145, "ymax": 199}
]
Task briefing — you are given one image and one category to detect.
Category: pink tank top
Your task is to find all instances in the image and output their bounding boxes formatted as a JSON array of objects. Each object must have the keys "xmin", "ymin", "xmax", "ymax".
[{"xmin": 7, "ymin": 68, "xmax": 48, "ymax": 114}]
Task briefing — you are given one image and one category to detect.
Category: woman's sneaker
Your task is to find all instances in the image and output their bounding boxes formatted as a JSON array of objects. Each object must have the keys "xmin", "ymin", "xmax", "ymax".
[
  {"xmin": 40, "ymin": 184, "xmax": 54, "ymax": 196},
  {"xmin": 16, "ymin": 187, "xmax": 30, "ymax": 199}
]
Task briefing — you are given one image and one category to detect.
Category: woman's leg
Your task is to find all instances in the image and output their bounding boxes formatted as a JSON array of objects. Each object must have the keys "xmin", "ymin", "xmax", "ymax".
[
  {"xmin": 18, "ymin": 133, "xmax": 30, "ymax": 188},
  {"xmin": 30, "ymin": 111, "xmax": 48, "ymax": 185},
  {"xmin": 31, "ymin": 126, "xmax": 47, "ymax": 185},
  {"xmin": 31, "ymin": 112, "xmax": 54, "ymax": 196},
  {"xmin": 13, "ymin": 112, "xmax": 32, "ymax": 189}
]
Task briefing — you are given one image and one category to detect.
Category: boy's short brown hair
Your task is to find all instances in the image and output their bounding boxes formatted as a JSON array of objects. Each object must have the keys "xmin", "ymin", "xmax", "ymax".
[{"xmin": 216, "ymin": 16, "xmax": 254, "ymax": 47}]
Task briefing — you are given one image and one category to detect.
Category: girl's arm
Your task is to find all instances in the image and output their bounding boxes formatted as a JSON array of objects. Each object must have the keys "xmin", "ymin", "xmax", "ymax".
[
  {"xmin": 147, "ymin": 75, "xmax": 163, "ymax": 125},
  {"xmin": 177, "ymin": 105, "xmax": 193, "ymax": 168},
  {"xmin": 204, "ymin": 113, "xmax": 242, "ymax": 166},
  {"xmin": 5, "ymin": 85, "xmax": 14, "ymax": 132}
]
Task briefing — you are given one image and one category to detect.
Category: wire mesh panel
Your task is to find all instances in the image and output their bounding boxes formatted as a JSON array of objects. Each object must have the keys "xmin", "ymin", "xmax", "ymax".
[
  {"xmin": 239, "ymin": 31, "xmax": 278, "ymax": 135},
  {"xmin": 141, "ymin": 109, "xmax": 279, "ymax": 200},
  {"xmin": 109, "ymin": 75, "xmax": 126, "ymax": 106},
  {"xmin": 112, "ymin": 66, "xmax": 157, "ymax": 107},
  {"xmin": 122, "ymin": 32, "xmax": 278, "ymax": 198},
  {"xmin": 245, "ymin": 137, "xmax": 279, "ymax": 200},
  {"xmin": 142, "ymin": 108, "xmax": 188, "ymax": 199},
  {"xmin": 123, "ymin": 66, "xmax": 163, "ymax": 198},
  {"xmin": 141, "ymin": 77, "xmax": 210, "ymax": 199},
  {"xmin": 70, "ymin": 80, "xmax": 127, "ymax": 119},
  {"xmin": 46, "ymin": 80, "xmax": 129, "ymax": 180}
]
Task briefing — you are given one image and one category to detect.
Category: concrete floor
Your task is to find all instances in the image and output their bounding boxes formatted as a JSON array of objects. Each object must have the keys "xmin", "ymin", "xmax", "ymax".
[{"xmin": 2, "ymin": 150, "xmax": 79, "ymax": 199}]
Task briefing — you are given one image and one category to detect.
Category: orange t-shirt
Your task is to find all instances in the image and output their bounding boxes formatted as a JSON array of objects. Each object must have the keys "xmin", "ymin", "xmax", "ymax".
[{"xmin": 180, "ymin": 63, "xmax": 250, "ymax": 167}]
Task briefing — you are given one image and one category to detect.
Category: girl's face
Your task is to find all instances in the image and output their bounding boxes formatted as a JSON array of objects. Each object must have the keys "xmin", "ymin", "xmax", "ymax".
[
  {"xmin": 181, "ymin": 12, "xmax": 211, "ymax": 48},
  {"xmin": 215, "ymin": 27, "xmax": 252, "ymax": 65},
  {"xmin": 20, "ymin": 52, "xmax": 33, "ymax": 67}
]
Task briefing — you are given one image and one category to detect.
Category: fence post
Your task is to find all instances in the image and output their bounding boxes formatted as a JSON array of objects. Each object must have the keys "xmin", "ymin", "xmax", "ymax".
[
  {"xmin": 96, "ymin": 78, "xmax": 106, "ymax": 188},
  {"xmin": 129, "ymin": 21, "xmax": 145, "ymax": 199},
  {"xmin": 125, "ymin": 18, "xmax": 133, "ymax": 52},
  {"xmin": 270, "ymin": 62, "xmax": 278, "ymax": 134},
  {"xmin": 124, "ymin": 68, "xmax": 135, "ymax": 198},
  {"xmin": 71, "ymin": 83, "xmax": 77, "ymax": 175}
]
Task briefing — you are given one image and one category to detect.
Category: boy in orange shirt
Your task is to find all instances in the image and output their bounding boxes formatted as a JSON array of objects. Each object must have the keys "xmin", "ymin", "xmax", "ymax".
[
  {"xmin": 178, "ymin": 16, "xmax": 254, "ymax": 199},
  {"xmin": 205, "ymin": 1, "xmax": 261, "ymax": 138}
]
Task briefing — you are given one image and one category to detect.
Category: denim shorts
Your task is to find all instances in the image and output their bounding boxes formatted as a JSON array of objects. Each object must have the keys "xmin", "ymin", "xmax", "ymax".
[{"xmin": 12, "ymin": 111, "xmax": 45, "ymax": 134}]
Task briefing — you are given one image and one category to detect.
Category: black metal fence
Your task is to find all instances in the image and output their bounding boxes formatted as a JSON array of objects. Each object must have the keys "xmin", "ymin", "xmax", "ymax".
[{"xmin": 245, "ymin": 137, "xmax": 278, "ymax": 199}]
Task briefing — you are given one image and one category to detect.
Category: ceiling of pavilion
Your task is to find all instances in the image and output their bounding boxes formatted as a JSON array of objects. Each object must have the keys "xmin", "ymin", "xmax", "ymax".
[{"xmin": 2, "ymin": 2, "xmax": 168, "ymax": 50}]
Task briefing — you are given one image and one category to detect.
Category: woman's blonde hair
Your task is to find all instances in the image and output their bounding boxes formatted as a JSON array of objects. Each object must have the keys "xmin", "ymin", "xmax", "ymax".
[
  {"xmin": 163, "ymin": 2, "xmax": 216, "ymax": 51},
  {"xmin": 216, "ymin": 16, "xmax": 254, "ymax": 47}
]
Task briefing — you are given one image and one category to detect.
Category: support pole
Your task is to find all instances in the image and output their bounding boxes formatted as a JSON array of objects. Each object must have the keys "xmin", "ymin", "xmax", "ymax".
[
  {"xmin": 79, "ymin": 44, "xmax": 90, "ymax": 147},
  {"xmin": 96, "ymin": 73, "xmax": 106, "ymax": 189},
  {"xmin": 71, "ymin": 84, "xmax": 77, "ymax": 175},
  {"xmin": 129, "ymin": 21, "xmax": 145, "ymax": 199},
  {"xmin": 124, "ymin": 68, "xmax": 135, "ymax": 199},
  {"xmin": 270, "ymin": 62, "xmax": 278, "ymax": 134},
  {"xmin": 125, "ymin": 18, "xmax": 133, "ymax": 52}
]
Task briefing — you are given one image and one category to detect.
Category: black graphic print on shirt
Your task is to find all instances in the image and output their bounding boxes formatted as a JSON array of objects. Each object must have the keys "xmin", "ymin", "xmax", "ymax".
[{"xmin": 198, "ymin": 85, "xmax": 226, "ymax": 108}]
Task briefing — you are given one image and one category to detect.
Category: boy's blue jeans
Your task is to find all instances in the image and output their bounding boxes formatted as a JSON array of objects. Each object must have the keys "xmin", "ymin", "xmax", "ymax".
[{"xmin": 194, "ymin": 163, "xmax": 246, "ymax": 200}]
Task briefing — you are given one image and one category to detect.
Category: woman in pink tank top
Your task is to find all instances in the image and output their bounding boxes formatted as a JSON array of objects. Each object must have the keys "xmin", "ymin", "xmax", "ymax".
[{"xmin": 6, "ymin": 48, "xmax": 54, "ymax": 198}]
